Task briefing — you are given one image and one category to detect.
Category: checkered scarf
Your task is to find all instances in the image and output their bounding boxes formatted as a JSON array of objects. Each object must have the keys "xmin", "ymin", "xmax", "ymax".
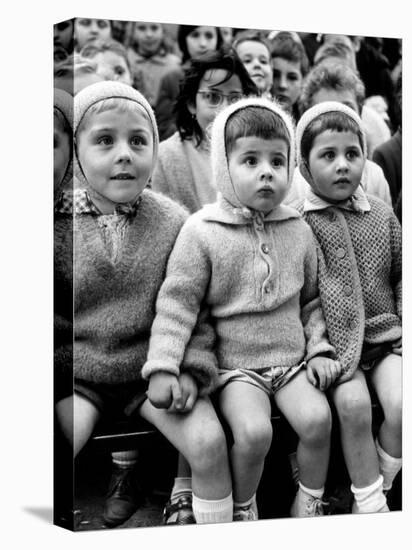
[{"xmin": 55, "ymin": 188, "xmax": 141, "ymax": 217}]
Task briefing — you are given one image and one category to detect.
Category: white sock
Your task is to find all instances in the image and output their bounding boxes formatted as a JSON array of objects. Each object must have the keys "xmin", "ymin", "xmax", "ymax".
[
  {"xmin": 351, "ymin": 475, "xmax": 388, "ymax": 513},
  {"xmin": 376, "ymin": 439, "xmax": 402, "ymax": 491},
  {"xmin": 112, "ymin": 450, "xmax": 138, "ymax": 468},
  {"xmin": 192, "ymin": 492, "xmax": 233, "ymax": 524},
  {"xmin": 234, "ymin": 493, "xmax": 256, "ymax": 510},
  {"xmin": 298, "ymin": 481, "xmax": 324, "ymax": 499},
  {"xmin": 170, "ymin": 477, "xmax": 192, "ymax": 502}
]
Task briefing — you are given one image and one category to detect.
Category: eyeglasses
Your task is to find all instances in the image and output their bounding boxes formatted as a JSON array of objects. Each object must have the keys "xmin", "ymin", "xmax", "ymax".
[{"xmin": 197, "ymin": 90, "xmax": 243, "ymax": 107}]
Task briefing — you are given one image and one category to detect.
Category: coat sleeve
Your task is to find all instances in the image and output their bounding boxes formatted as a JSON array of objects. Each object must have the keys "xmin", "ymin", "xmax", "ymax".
[
  {"xmin": 141, "ymin": 218, "xmax": 217, "ymax": 393},
  {"xmin": 300, "ymin": 231, "xmax": 336, "ymax": 362}
]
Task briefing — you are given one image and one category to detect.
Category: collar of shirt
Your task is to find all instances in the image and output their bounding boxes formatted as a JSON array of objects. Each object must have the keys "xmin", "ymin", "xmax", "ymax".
[
  {"xmin": 55, "ymin": 189, "xmax": 141, "ymax": 217},
  {"xmin": 303, "ymin": 185, "xmax": 371, "ymax": 214}
]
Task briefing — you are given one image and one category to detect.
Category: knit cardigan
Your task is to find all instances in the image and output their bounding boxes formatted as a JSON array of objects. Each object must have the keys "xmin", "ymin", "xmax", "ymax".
[
  {"xmin": 54, "ymin": 189, "xmax": 218, "ymax": 393},
  {"xmin": 142, "ymin": 197, "xmax": 335, "ymax": 380},
  {"xmin": 300, "ymin": 195, "xmax": 402, "ymax": 382}
]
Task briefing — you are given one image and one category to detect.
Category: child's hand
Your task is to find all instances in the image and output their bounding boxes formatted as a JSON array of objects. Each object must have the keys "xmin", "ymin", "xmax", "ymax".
[
  {"xmin": 169, "ymin": 372, "xmax": 198, "ymax": 413},
  {"xmin": 306, "ymin": 357, "xmax": 342, "ymax": 391},
  {"xmin": 147, "ymin": 372, "xmax": 181, "ymax": 409}
]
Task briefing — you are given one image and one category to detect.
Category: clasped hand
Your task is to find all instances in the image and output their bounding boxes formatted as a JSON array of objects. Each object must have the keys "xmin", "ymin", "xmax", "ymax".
[
  {"xmin": 306, "ymin": 356, "xmax": 342, "ymax": 391},
  {"xmin": 147, "ymin": 371, "xmax": 198, "ymax": 413}
]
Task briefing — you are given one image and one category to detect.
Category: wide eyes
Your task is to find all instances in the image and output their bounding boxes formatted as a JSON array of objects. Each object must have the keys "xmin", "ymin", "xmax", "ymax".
[{"xmin": 95, "ymin": 135, "xmax": 147, "ymax": 147}]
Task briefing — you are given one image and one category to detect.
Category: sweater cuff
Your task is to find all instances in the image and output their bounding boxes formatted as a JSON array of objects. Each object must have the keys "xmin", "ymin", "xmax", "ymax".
[
  {"xmin": 305, "ymin": 343, "xmax": 336, "ymax": 363},
  {"xmin": 141, "ymin": 360, "xmax": 180, "ymax": 381}
]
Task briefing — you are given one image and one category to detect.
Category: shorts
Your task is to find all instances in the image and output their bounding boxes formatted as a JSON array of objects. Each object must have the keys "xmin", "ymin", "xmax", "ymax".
[
  {"xmin": 74, "ymin": 378, "xmax": 148, "ymax": 420},
  {"xmin": 217, "ymin": 362, "xmax": 306, "ymax": 397},
  {"xmin": 360, "ymin": 342, "xmax": 396, "ymax": 371}
]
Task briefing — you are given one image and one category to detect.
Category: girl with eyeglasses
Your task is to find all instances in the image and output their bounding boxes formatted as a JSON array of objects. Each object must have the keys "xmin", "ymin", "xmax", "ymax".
[{"xmin": 152, "ymin": 46, "xmax": 258, "ymax": 214}]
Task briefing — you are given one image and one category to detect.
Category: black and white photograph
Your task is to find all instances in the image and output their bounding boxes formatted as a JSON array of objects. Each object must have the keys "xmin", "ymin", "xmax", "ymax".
[{"xmin": 3, "ymin": 0, "xmax": 410, "ymax": 549}]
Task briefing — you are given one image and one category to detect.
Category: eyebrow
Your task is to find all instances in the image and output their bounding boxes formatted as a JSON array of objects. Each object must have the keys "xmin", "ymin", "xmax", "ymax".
[{"xmin": 90, "ymin": 126, "xmax": 150, "ymax": 134}]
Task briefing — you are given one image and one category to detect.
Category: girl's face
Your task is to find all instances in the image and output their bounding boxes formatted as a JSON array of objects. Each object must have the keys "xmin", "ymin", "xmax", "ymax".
[
  {"xmin": 77, "ymin": 106, "xmax": 154, "ymax": 211},
  {"xmin": 307, "ymin": 130, "xmax": 365, "ymax": 203},
  {"xmin": 186, "ymin": 26, "xmax": 218, "ymax": 59},
  {"xmin": 134, "ymin": 23, "xmax": 163, "ymax": 56},
  {"xmin": 236, "ymin": 40, "xmax": 273, "ymax": 94},
  {"xmin": 272, "ymin": 57, "xmax": 303, "ymax": 112},
  {"xmin": 189, "ymin": 69, "xmax": 243, "ymax": 137},
  {"xmin": 54, "ymin": 118, "xmax": 71, "ymax": 195},
  {"xmin": 93, "ymin": 51, "xmax": 132, "ymax": 85},
  {"xmin": 220, "ymin": 27, "xmax": 233, "ymax": 46},
  {"xmin": 74, "ymin": 18, "xmax": 111, "ymax": 50}
]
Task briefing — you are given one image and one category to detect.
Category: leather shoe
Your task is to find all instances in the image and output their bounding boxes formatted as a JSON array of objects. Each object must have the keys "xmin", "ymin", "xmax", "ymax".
[{"xmin": 103, "ymin": 465, "xmax": 143, "ymax": 527}]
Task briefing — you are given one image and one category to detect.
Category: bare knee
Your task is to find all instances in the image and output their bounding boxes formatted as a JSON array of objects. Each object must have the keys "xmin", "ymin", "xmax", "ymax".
[
  {"xmin": 187, "ymin": 422, "xmax": 228, "ymax": 474},
  {"xmin": 232, "ymin": 419, "xmax": 273, "ymax": 462},
  {"xmin": 298, "ymin": 404, "xmax": 332, "ymax": 446},
  {"xmin": 336, "ymin": 392, "xmax": 372, "ymax": 434}
]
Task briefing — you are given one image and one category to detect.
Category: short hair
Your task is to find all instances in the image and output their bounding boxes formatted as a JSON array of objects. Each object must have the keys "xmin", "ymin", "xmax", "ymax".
[
  {"xmin": 300, "ymin": 111, "xmax": 364, "ymax": 164},
  {"xmin": 76, "ymin": 97, "xmax": 151, "ymax": 138},
  {"xmin": 177, "ymin": 25, "xmax": 223, "ymax": 63},
  {"xmin": 232, "ymin": 30, "xmax": 272, "ymax": 58},
  {"xmin": 225, "ymin": 106, "xmax": 291, "ymax": 157},
  {"xmin": 80, "ymin": 39, "xmax": 131, "ymax": 71},
  {"xmin": 175, "ymin": 46, "xmax": 258, "ymax": 145},
  {"xmin": 270, "ymin": 34, "xmax": 309, "ymax": 77},
  {"xmin": 314, "ymin": 41, "xmax": 357, "ymax": 71},
  {"xmin": 299, "ymin": 61, "xmax": 365, "ymax": 113}
]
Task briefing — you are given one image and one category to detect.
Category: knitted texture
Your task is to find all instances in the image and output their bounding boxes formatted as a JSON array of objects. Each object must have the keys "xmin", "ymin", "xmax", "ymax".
[
  {"xmin": 210, "ymin": 97, "xmax": 296, "ymax": 209},
  {"xmin": 142, "ymin": 198, "xmax": 335, "ymax": 379},
  {"xmin": 302, "ymin": 196, "xmax": 402, "ymax": 382},
  {"xmin": 54, "ymin": 190, "xmax": 223, "ymax": 390}
]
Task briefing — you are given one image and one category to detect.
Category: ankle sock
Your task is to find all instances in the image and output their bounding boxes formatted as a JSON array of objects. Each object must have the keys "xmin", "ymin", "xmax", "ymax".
[
  {"xmin": 376, "ymin": 438, "xmax": 402, "ymax": 491},
  {"xmin": 112, "ymin": 450, "xmax": 138, "ymax": 468},
  {"xmin": 298, "ymin": 481, "xmax": 324, "ymax": 499},
  {"xmin": 234, "ymin": 493, "xmax": 256, "ymax": 510},
  {"xmin": 192, "ymin": 492, "xmax": 233, "ymax": 524},
  {"xmin": 351, "ymin": 475, "xmax": 388, "ymax": 513},
  {"xmin": 170, "ymin": 477, "xmax": 192, "ymax": 503}
]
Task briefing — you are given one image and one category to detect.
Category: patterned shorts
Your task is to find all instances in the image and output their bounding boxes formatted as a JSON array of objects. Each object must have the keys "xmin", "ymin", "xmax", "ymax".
[{"xmin": 217, "ymin": 362, "xmax": 306, "ymax": 397}]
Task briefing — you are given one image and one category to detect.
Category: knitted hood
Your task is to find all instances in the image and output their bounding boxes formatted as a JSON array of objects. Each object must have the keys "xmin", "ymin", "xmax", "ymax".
[
  {"xmin": 54, "ymin": 88, "xmax": 73, "ymax": 201},
  {"xmin": 295, "ymin": 101, "xmax": 367, "ymax": 185},
  {"xmin": 73, "ymin": 81, "xmax": 159, "ymax": 195},
  {"xmin": 210, "ymin": 97, "xmax": 296, "ymax": 210}
]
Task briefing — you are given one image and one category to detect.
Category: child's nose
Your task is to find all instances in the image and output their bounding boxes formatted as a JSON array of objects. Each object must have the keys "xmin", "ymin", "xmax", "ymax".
[
  {"xmin": 336, "ymin": 156, "xmax": 349, "ymax": 171},
  {"xmin": 116, "ymin": 144, "xmax": 132, "ymax": 162}
]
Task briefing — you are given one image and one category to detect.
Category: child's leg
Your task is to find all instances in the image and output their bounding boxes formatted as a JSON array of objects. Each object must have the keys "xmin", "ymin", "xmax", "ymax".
[
  {"xmin": 274, "ymin": 369, "xmax": 332, "ymax": 493},
  {"xmin": 139, "ymin": 396, "xmax": 232, "ymax": 524},
  {"xmin": 55, "ymin": 393, "xmax": 100, "ymax": 457},
  {"xmin": 330, "ymin": 369, "xmax": 387, "ymax": 513},
  {"xmin": 370, "ymin": 353, "xmax": 402, "ymax": 490},
  {"xmin": 218, "ymin": 381, "xmax": 272, "ymax": 512}
]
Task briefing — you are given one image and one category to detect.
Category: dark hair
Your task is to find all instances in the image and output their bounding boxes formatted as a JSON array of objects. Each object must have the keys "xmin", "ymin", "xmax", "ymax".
[
  {"xmin": 225, "ymin": 106, "xmax": 290, "ymax": 156},
  {"xmin": 232, "ymin": 30, "xmax": 272, "ymax": 58},
  {"xmin": 300, "ymin": 111, "xmax": 364, "ymax": 163},
  {"xmin": 178, "ymin": 25, "xmax": 223, "ymax": 63},
  {"xmin": 175, "ymin": 46, "xmax": 258, "ymax": 145},
  {"xmin": 299, "ymin": 61, "xmax": 365, "ymax": 114},
  {"xmin": 271, "ymin": 34, "xmax": 309, "ymax": 77},
  {"xmin": 80, "ymin": 39, "xmax": 131, "ymax": 70}
]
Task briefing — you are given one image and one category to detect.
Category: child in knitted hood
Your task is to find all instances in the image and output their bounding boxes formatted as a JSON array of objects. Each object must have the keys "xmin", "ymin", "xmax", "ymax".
[
  {"xmin": 296, "ymin": 101, "xmax": 402, "ymax": 513},
  {"xmin": 54, "ymin": 81, "xmax": 232, "ymax": 527},
  {"xmin": 143, "ymin": 97, "xmax": 340, "ymax": 520}
]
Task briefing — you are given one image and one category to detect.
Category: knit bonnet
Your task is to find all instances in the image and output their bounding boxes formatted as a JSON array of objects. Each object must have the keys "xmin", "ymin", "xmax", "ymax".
[
  {"xmin": 54, "ymin": 88, "xmax": 73, "ymax": 200},
  {"xmin": 73, "ymin": 81, "xmax": 159, "ymax": 191},
  {"xmin": 210, "ymin": 96, "xmax": 296, "ymax": 210},
  {"xmin": 296, "ymin": 101, "xmax": 367, "ymax": 179}
]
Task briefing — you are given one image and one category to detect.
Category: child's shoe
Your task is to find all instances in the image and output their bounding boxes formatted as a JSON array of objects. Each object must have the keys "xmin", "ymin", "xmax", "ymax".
[
  {"xmin": 103, "ymin": 464, "xmax": 144, "ymax": 527},
  {"xmin": 352, "ymin": 500, "xmax": 389, "ymax": 514},
  {"xmin": 163, "ymin": 494, "xmax": 196, "ymax": 525},
  {"xmin": 233, "ymin": 503, "xmax": 258, "ymax": 521},
  {"xmin": 290, "ymin": 491, "xmax": 326, "ymax": 517}
]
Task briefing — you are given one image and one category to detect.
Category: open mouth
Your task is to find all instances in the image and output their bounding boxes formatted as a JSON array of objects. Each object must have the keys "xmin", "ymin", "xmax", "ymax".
[
  {"xmin": 334, "ymin": 178, "xmax": 351, "ymax": 185},
  {"xmin": 111, "ymin": 173, "xmax": 135, "ymax": 180}
]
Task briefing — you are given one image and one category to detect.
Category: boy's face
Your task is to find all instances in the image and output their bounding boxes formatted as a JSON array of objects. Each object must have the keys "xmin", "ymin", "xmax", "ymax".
[
  {"xmin": 272, "ymin": 57, "xmax": 303, "ymax": 111},
  {"xmin": 93, "ymin": 51, "xmax": 132, "ymax": 86},
  {"xmin": 186, "ymin": 26, "xmax": 218, "ymax": 58},
  {"xmin": 54, "ymin": 119, "xmax": 71, "ymax": 195},
  {"xmin": 74, "ymin": 19, "xmax": 111, "ymax": 50},
  {"xmin": 77, "ymin": 106, "xmax": 154, "ymax": 205},
  {"xmin": 310, "ymin": 88, "xmax": 360, "ymax": 114},
  {"xmin": 134, "ymin": 23, "xmax": 163, "ymax": 56},
  {"xmin": 307, "ymin": 130, "xmax": 365, "ymax": 203},
  {"xmin": 228, "ymin": 136, "xmax": 289, "ymax": 214},
  {"xmin": 189, "ymin": 69, "xmax": 243, "ymax": 136},
  {"xmin": 236, "ymin": 40, "xmax": 273, "ymax": 94}
]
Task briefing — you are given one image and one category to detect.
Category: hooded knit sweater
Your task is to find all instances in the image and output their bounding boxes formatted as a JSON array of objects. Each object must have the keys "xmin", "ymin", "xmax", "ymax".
[
  {"xmin": 142, "ymin": 98, "xmax": 335, "ymax": 381},
  {"xmin": 295, "ymin": 101, "xmax": 402, "ymax": 383}
]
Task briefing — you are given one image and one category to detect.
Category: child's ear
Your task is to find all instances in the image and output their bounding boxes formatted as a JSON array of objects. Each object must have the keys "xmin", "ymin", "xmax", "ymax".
[
  {"xmin": 299, "ymin": 160, "xmax": 314, "ymax": 186},
  {"xmin": 187, "ymin": 101, "xmax": 196, "ymax": 116}
]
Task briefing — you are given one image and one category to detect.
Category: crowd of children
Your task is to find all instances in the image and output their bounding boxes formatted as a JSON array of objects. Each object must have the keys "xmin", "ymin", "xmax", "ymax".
[{"xmin": 53, "ymin": 19, "xmax": 402, "ymax": 529}]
